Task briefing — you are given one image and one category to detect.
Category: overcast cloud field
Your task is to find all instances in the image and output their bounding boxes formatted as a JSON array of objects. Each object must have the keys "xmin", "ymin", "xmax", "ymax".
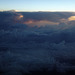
[{"xmin": 0, "ymin": 11, "xmax": 75, "ymax": 75}]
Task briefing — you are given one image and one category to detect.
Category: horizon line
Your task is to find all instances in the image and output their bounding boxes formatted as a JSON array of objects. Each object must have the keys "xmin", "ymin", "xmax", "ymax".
[{"xmin": 0, "ymin": 10, "xmax": 75, "ymax": 12}]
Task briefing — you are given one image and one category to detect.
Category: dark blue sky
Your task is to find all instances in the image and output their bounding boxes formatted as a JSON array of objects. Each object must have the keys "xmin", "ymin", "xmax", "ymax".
[{"xmin": 0, "ymin": 0, "xmax": 75, "ymax": 12}]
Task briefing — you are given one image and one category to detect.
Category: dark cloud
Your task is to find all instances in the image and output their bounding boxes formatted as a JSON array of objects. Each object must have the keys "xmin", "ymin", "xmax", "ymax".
[{"xmin": 0, "ymin": 12, "xmax": 75, "ymax": 75}]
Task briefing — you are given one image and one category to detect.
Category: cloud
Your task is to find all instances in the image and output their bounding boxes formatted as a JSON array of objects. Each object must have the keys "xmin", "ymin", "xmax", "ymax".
[
  {"xmin": 23, "ymin": 20, "xmax": 59, "ymax": 27},
  {"xmin": 0, "ymin": 12, "xmax": 75, "ymax": 75},
  {"xmin": 68, "ymin": 16, "xmax": 75, "ymax": 21},
  {"xmin": 8, "ymin": 10, "xmax": 19, "ymax": 12},
  {"xmin": 14, "ymin": 13, "xmax": 23, "ymax": 22},
  {"xmin": 0, "ymin": 10, "xmax": 19, "ymax": 12},
  {"xmin": 16, "ymin": 14, "xmax": 23, "ymax": 20},
  {"xmin": 60, "ymin": 18, "xmax": 68, "ymax": 24}
]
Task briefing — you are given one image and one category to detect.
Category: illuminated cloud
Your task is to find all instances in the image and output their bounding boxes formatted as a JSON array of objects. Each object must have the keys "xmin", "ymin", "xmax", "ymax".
[
  {"xmin": 60, "ymin": 18, "xmax": 69, "ymax": 25},
  {"xmin": 14, "ymin": 13, "xmax": 24, "ymax": 23},
  {"xmin": 60, "ymin": 18, "xmax": 68, "ymax": 23},
  {"xmin": 68, "ymin": 16, "xmax": 75, "ymax": 21},
  {"xmin": 24, "ymin": 20, "xmax": 34, "ymax": 24},
  {"xmin": 24, "ymin": 20, "xmax": 59, "ymax": 27},
  {"xmin": 16, "ymin": 14, "xmax": 23, "ymax": 20},
  {"xmin": 19, "ymin": 15, "xmax": 23, "ymax": 19}
]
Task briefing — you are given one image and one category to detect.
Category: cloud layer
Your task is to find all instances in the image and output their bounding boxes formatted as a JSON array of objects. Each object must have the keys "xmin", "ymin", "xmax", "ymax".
[{"xmin": 0, "ymin": 11, "xmax": 75, "ymax": 75}]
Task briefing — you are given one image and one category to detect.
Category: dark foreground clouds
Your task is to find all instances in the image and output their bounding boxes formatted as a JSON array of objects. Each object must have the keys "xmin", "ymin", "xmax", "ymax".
[{"xmin": 0, "ymin": 11, "xmax": 75, "ymax": 75}]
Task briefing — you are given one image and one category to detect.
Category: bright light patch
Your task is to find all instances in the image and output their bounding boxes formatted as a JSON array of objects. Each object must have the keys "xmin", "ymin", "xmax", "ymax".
[
  {"xmin": 68, "ymin": 16, "xmax": 75, "ymax": 21},
  {"xmin": 15, "ymin": 14, "xmax": 23, "ymax": 20},
  {"xmin": 19, "ymin": 15, "xmax": 23, "ymax": 19}
]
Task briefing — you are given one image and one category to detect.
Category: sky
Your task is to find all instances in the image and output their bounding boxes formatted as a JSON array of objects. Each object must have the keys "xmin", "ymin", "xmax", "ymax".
[{"xmin": 0, "ymin": 0, "xmax": 75, "ymax": 12}]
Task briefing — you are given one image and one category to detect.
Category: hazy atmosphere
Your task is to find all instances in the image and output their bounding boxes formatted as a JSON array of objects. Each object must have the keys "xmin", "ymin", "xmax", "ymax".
[{"xmin": 0, "ymin": 0, "xmax": 75, "ymax": 75}]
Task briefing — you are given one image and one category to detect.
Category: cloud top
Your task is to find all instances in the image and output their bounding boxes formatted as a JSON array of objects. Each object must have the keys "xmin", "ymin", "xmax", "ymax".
[{"xmin": 68, "ymin": 16, "xmax": 75, "ymax": 21}]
